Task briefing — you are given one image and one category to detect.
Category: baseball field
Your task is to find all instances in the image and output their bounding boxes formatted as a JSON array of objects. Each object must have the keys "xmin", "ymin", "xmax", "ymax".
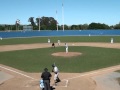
[{"xmin": 0, "ymin": 36, "xmax": 120, "ymax": 90}]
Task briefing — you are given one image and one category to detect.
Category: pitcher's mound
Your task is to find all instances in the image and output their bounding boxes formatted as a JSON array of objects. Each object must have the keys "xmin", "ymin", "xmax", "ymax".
[{"xmin": 52, "ymin": 52, "xmax": 82, "ymax": 57}]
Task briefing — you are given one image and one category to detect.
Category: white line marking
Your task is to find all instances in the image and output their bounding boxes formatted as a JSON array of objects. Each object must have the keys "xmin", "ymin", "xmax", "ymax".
[
  {"xmin": 61, "ymin": 79, "xmax": 68, "ymax": 87},
  {"xmin": 65, "ymin": 80, "xmax": 68, "ymax": 87},
  {"xmin": 0, "ymin": 65, "xmax": 35, "ymax": 80},
  {"xmin": 53, "ymin": 79, "xmax": 69, "ymax": 87},
  {"xmin": 60, "ymin": 66, "xmax": 120, "ymax": 88},
  {"xmin": 65, "ymin": 66, "xmax": 120, "ymax": 80},
  {"xmin": 57, "ymin": 66, "xmax": 120, "ymax": 88}
]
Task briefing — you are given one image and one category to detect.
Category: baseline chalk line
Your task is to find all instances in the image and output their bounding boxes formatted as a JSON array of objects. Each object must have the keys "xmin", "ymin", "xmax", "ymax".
[{"xmin": 0, "ymin": 65, "xmax": 35, "ymax": 80}]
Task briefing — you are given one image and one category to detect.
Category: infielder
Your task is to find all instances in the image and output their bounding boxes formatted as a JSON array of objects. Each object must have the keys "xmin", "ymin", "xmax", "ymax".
[
  {"xmin": 48, "ymin": 38, "xmax": 50, "ymax": 43},
  {"xmin": 57, "ymin": 40, "xmax": 60, "ymax": 45},
  {"xmin": 0, "ymin": 37, "xmax": 2, "ymax": 40},
  {"xmin": 65, "ymin": 43, "xmax": 68, "ymax": 53},
  {"xmin": 52, "ymin": 42, "xmax": 55, "ymax": 48},
  {"xmin": 111, "ymin": 38, "xmax": 113, "ymax": 43}
]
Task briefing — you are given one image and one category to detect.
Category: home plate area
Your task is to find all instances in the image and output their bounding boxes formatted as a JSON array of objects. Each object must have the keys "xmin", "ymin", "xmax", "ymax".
[
  {"xmin": 55, "ymin": 80, "xmax": 68, "ymax": 87},
  {"xmin": 24, "ymin": 79, "xmax": 68, "ymax": 87}
]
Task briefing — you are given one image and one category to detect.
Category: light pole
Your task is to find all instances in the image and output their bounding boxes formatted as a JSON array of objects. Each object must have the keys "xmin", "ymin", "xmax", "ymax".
[
  {"xmin": 62, "ymin": 3, "xmax": 64, "ymax": 31},
  {"xmin": 16, "ymin": 20, "xmax": 17, "ymax": 30},
  {"xmin": 38, "ymin": 17, "xmax": 40, "ymax": 31},
  {"xmin": 16, "ymin": 19, "xmax": 20, "ymax": 30},
  {"xmin": 56, "ymin": 10, "xmax": 58, "ymax": 31}
]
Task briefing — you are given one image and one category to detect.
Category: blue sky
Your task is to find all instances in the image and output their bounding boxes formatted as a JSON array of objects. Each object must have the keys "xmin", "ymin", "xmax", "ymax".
[{"xmin": 0, "ymin": 0, "xmax": 120, "ymax": 26}]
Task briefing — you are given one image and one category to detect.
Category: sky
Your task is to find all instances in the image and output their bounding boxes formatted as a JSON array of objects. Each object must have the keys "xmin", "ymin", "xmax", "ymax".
[{"xmin": 0, "ymin": 0, "xmax": 120, "ymax": 26}]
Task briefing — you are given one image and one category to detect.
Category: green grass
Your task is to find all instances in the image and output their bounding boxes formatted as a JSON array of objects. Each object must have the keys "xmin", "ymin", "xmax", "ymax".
[
  {"xmin": 0, "ymin": 36, "xmax": 120, "ymax": 45},
  {"xmin": 0, "ymin": 46, "xmax": 120, "ymax": 73},
  {"xmin": 0, "ymin": 36, "xmax": 120, "ymax": 73}
]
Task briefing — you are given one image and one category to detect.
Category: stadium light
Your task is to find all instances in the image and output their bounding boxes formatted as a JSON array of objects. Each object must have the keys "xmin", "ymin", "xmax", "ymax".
[
  {"xmin": 56, "ymin": 10, "xmax": 58, "ymax": 31},
  {"xmin": 62, "ymin": 2, "xmax": 64, "ymax": 31},
  {"xmin": 38, "ymin": 17, "xmax": 40, "ymax": 31},
  {"xmin": 16, "ymin": 19, "xmax": 20, "ymax": 30}
]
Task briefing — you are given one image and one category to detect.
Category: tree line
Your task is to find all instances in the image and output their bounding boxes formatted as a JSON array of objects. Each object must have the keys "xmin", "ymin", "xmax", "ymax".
[{"xmin": 0, "ymin": 16, "xmax": 120, "ymax": 31}]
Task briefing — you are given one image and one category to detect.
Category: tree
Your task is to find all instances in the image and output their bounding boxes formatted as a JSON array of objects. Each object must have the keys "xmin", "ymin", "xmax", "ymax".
[
  {"xmin": 64, "ymin": 24, "xmax": 69, "ymax": 30},
  {"xmin": 0, "ymin": 25, "xmax": 4, "ymax": 31},
  {"xmin": 88, "ymin": 22, "xmax": 110, "ymax": 29},
  {"xmin": 81, "ymin": 24, "xmax": 89, "ymax": 30},
  {"xmin": 114, "ymin": 22, "xmax": 120, "ymax": 29},
  {"xmin": 41, "ymin": 25, "xmax": 47, "ymax": 30},
  {"xmin": 49, "ymin": 17, "xmax": 57, "ymax": 30},
  {"xmin": 39, "ymin": 16, "xmax": 57, "ymax": 30},
  {"xmin": 28, "ymin": 17, "xmax": 36, "ymax": 26},
  {"xmin": 71, "ymin": 25, "xmax": 78, "ymax": 30}
]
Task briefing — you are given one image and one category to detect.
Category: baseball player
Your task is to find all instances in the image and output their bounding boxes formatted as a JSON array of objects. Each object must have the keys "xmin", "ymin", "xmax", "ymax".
[
  {"xmin": 40, "ymin": 79, "xmax": 44, "ymax": 90},
  {"xmin": 111, "ymin": 38, "xmax": 113, "ymax": 43},
  {"xmin": 65, "ymin": 43, "xmax": 68, "ymax": 53},
  {"xmin": 52, "ymin": 42, "xmax": 55, "ymax": 48},
  {"xmin": 57, "ymin": 40, "xmax": 60, "ymax": 46},
  {"xmin": 52, "ymin": 64, "xmax": 61, "ymax": 86},
  {"xmin": 0, "ymin": 37, "xmax": 2, "ymax": 40},
  {"xmin": 48, "ymin": 38, "xmax": 50, "ymax": 43}
]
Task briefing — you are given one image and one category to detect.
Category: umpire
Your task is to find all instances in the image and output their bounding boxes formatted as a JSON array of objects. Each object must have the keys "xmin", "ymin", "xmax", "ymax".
[{"xmin": 41, "ymin": 68, "xmax": 52, "ymax": 90}]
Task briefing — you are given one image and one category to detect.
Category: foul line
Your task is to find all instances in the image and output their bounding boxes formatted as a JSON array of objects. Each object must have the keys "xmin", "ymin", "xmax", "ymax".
[
  {"xmin": 0, "ymin": 65, "xmax": 35, "ymax": 80},
  {"xmin": 62, "ymin": 65, "xmax": 120, "ymax": 87}
]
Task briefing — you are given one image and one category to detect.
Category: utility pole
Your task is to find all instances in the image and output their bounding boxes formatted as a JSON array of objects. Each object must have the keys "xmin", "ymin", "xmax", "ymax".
[
  {"xmin": 62, "ymin": 3, "xmax": 64, "ymax": 31},
  {"xmin": 38, "ymin": 17, "xmax": 40, "ymax": 31},
  {"xmin": 56, "ymin": 10, "xmax": 58, "ymax": 31},
  {"xmin": 16, "ymin": 19, "xmax": 20, "ymax": 30}
]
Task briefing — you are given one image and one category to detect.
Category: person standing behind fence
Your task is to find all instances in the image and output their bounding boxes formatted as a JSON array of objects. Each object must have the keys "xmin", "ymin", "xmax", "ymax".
[{"xmin": 41, "ymin": 68, "xmax": 52, "ymax": 90}]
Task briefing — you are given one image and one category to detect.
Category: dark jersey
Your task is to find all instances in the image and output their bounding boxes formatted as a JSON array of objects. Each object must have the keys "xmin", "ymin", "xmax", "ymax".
[{"xmin": 41, "ymin": 71, "xmax": 52, "ymax": 80}]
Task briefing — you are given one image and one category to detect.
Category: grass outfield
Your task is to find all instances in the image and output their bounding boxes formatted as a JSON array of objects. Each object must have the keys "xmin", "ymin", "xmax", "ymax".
[
  {"xmin": 0, "ymin": 46, "xmax": 120, "ymax": 73},
  {"xmin": 0, "ymin": 36, "xmax": 120, "ymax": 45}
]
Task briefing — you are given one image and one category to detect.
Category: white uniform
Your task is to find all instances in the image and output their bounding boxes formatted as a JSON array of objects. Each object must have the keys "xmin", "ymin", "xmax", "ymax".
[
  {"xmin": 111, "ymin": 38, "xmax": 113, "ymax": 43},
  {"xmin": 58, "ymin": 40, "xmax": 60, "ymax": 45},
  {"xmin": 48, "ymin": 39, "xmax": 50, "ymax": 43},
  {"xmin": 65, "ymin": 43, "xmax": 68, "ymax": 53},
  {"xmin": 53, "ymin": 66, "xmax": 59, "ymax": 81}
]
